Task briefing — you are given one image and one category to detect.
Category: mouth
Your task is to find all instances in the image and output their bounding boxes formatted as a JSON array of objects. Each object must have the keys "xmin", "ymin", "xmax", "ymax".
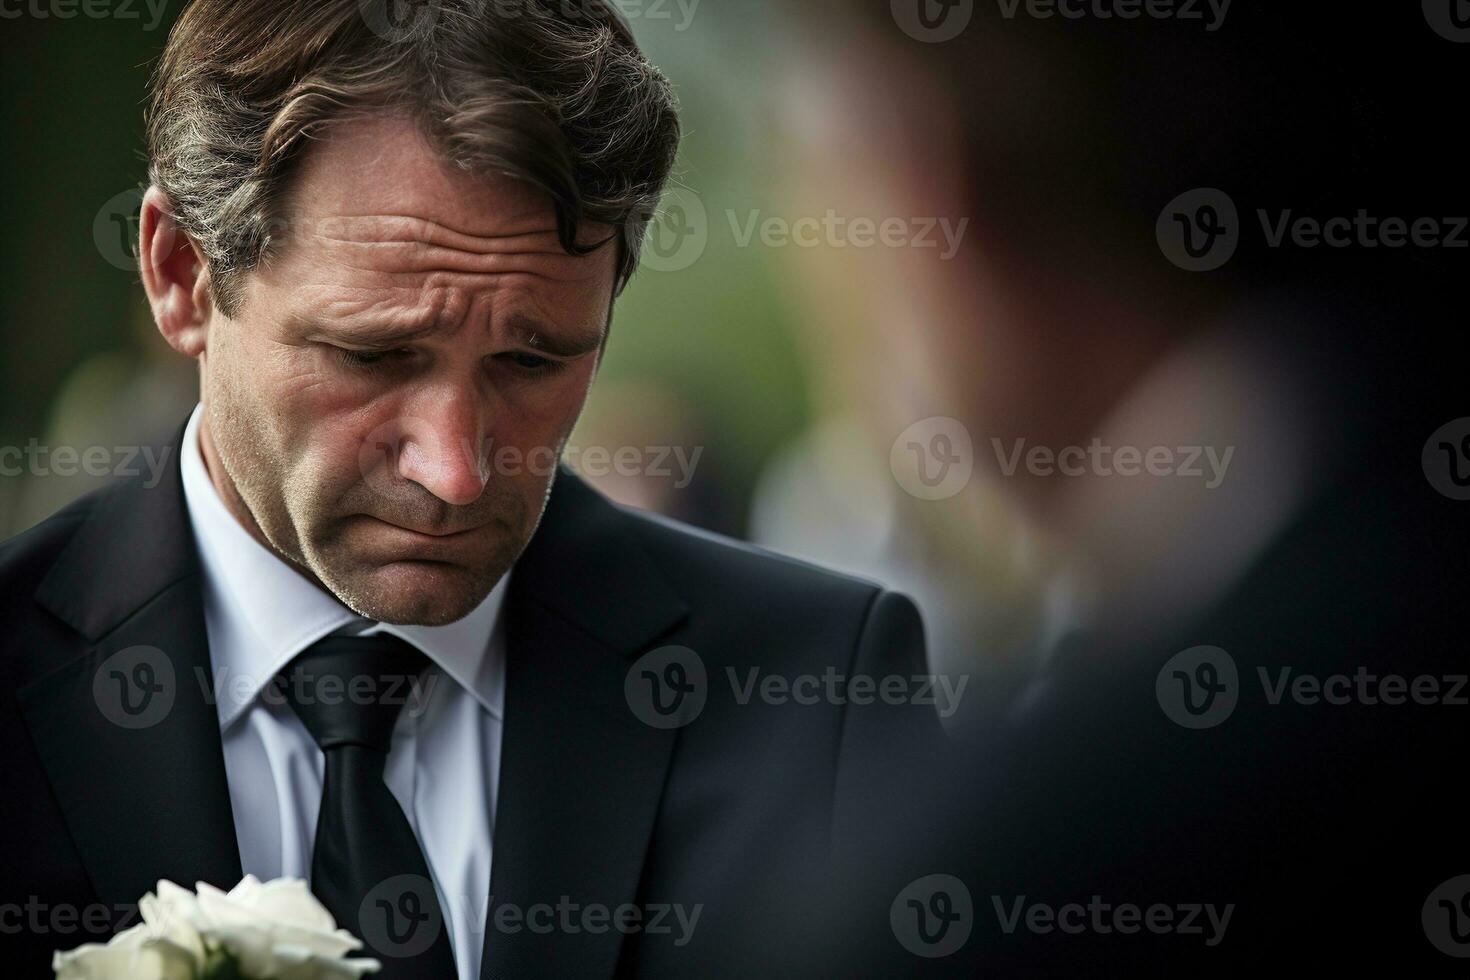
[
  {"xmin": 376, "ymin": 520, "xmax": 485, "ymax": 539},
  {"xmin": 348, "ymin": 515, "xmax": 495, "ymax": 555}
]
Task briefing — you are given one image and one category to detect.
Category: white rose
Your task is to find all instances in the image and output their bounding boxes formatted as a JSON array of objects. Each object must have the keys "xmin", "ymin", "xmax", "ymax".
[
  {"xmin": 141, "ymin": 880, "xmax": 210, "ymax": 960},
  {"xmin": 54, "ymin": 877, "xmax": 380, "ymax": 980},
  {"xmin": 52, "ymin": 921, "xmax": 201, "ymax": 980},
  {"xmin": 193, "ymin": 876, "xmax": 380, "ymax": 979}
]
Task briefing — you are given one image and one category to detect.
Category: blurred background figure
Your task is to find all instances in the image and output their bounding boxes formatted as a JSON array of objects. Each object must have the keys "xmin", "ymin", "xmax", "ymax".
[
  {"xmin": 746, "ymin": 1, "xmax": 1434, "ymax": 737},
  {"xmin": 741, "ymin": 3, "xmax": 1467, "ymax": 973}
]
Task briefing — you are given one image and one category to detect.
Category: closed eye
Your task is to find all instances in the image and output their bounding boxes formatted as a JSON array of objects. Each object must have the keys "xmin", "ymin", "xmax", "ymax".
[
  {"xmin": 497, "ymin": 351, "xmax": 566, "ymax": 376},
  {"xmin": 327, "ymin": 344, "xmax": 567, "ymax": 378},
  {"xmin": 334, "ymin": 346, "xmax": 407, "ymax": 371}
]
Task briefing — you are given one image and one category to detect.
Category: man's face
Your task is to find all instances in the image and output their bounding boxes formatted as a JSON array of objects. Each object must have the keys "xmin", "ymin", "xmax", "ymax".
[{"xmin": 198, "ymin": 114, "xmax": 616, "ymax": 624}]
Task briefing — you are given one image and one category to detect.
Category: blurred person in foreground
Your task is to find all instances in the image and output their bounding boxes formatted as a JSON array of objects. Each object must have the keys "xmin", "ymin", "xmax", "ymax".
[
  {"xmin": 0, "ymin": 2, "xmax": 938, "ymax": 977},
  {"xmin": 755, "ymin": 3, "xmax": 1468, "ymax": 973}
]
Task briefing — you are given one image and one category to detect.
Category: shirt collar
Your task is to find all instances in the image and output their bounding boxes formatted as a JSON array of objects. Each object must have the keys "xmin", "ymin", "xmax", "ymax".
[{"xmin": 179, "ymin": 404, "xmax": 508, "ymax": 730}]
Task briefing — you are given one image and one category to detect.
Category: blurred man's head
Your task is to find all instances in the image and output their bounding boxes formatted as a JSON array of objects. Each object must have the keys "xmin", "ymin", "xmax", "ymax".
[
  {"xmin": 778, "ymin": 4, "xmax": 1352, "ymax": 516},
  {"xmin": 138, "ymin": 0, "xmax": 679, "ymax": 624}
]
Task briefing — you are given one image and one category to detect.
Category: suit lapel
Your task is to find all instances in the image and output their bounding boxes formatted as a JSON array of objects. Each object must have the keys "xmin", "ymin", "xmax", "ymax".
[
  {"xmin": 482, "ymin": 470, "xmax": 689, "ymax": 980},
  {"xmin": 18, "ymin": 428, "xmax": 242, "ymax": 912}
]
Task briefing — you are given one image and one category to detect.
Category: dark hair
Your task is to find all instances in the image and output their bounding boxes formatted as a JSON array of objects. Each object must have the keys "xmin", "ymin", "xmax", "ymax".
[{"xmin": 146, "ymin": 0, "xmax": 681, "ymax": 314}]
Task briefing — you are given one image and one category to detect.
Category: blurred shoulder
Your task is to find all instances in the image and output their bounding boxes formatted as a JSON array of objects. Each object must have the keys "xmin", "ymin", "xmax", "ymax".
[{"xmin": 614, "ymin": 497, "xmax": 895, "ymax": 617}]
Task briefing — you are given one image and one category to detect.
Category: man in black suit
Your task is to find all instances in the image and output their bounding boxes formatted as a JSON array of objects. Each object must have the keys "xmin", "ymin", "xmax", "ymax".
[{"xmin": 0, "ymin": 2, "xmax": 937, "ymax": 976}]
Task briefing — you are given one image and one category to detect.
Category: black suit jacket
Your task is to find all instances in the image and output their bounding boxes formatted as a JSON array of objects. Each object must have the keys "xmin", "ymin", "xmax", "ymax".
[{"xmin": 0, "ymin": 427, "xmax": 938, "ymax": 978}]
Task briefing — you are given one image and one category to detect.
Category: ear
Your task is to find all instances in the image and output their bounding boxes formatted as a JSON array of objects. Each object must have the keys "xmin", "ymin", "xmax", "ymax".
[{"xmin": 139, "ymin": 186, "xmax": 214, "ymax": 358}]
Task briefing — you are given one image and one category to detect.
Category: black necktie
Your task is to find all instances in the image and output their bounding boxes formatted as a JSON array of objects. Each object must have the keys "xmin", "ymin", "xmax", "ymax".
[{"xmin": 278, "ymin": 634, "xmax": 458, "ymax": 977}]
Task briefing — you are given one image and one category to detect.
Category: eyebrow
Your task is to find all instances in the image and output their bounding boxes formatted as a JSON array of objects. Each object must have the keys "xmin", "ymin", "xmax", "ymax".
[
  {"xmin": 505, "ymin": 313, "xmax": 606, "ymax": 359},
  {"xmin": 287, "ymin": 311, "xmax": 438, "ymax": 346},
  {"xmin": 289, "ymin": 310, "xmax": 606, "ymax": 357}
]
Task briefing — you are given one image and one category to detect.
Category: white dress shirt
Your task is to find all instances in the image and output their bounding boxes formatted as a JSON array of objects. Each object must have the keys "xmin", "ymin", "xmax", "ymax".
[{"xmin": 179, "ymin": 404, "xmax": 505, "ymax": 980}]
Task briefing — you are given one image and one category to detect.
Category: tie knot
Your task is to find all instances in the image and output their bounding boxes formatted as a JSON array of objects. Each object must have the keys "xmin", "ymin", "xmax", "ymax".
[{"xmin": 277, "ymin": 635, "xmax": 431, "ymax": 754}]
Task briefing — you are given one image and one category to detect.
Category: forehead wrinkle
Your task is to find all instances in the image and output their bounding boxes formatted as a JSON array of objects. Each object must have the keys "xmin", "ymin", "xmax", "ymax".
[
  {"xmin": 301, "ymin": 278, "xmax": 602, "ymax": 352},
  {"xmin": 315, "ymin": 237, "xmax": 607, "ymax": 285},
  {"xmin": 302, "ymin": 281, "xmax": 465, "ymax": 338},
  {"xmin": 314, "ymin": 213, "xmax": 564, "ymax": 249},
  {"xmin": 305, "ymin": 214, "xmax": 615, "ymax": 283}
]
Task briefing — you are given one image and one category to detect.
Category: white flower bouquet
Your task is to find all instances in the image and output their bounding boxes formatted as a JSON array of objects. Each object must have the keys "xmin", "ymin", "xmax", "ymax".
[{"xmin": 53, "ymin": 876, "xmax": 380, "ymax": 979}]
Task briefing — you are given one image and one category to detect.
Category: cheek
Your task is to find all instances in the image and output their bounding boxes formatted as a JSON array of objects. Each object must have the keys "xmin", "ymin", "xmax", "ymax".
[
  {"xmin": 299, "ymin": 404, "xmax": 407, "ymax": 502},
  {"xmin": 269, "ymin": 347, "xmax": 391, "ymax": 450},
  {"xmin": 232, "ymin": 355, "xmax": 385, "ymax": 500},
  {"xmin": 205, "ymin": 324, "xmax": 290, "ymax": 449}
]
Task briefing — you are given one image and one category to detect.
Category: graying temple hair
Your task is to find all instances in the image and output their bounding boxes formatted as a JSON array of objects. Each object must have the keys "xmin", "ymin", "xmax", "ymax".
[{"xmin": 146, "ymin": 0, "xmax": 681, "ymax": 315}]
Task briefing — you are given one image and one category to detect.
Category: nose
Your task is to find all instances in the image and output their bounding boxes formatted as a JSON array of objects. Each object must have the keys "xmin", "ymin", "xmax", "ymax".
[{"xmin": 392, "ymin": 391, "xmax": 489, "ymax": 507}]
